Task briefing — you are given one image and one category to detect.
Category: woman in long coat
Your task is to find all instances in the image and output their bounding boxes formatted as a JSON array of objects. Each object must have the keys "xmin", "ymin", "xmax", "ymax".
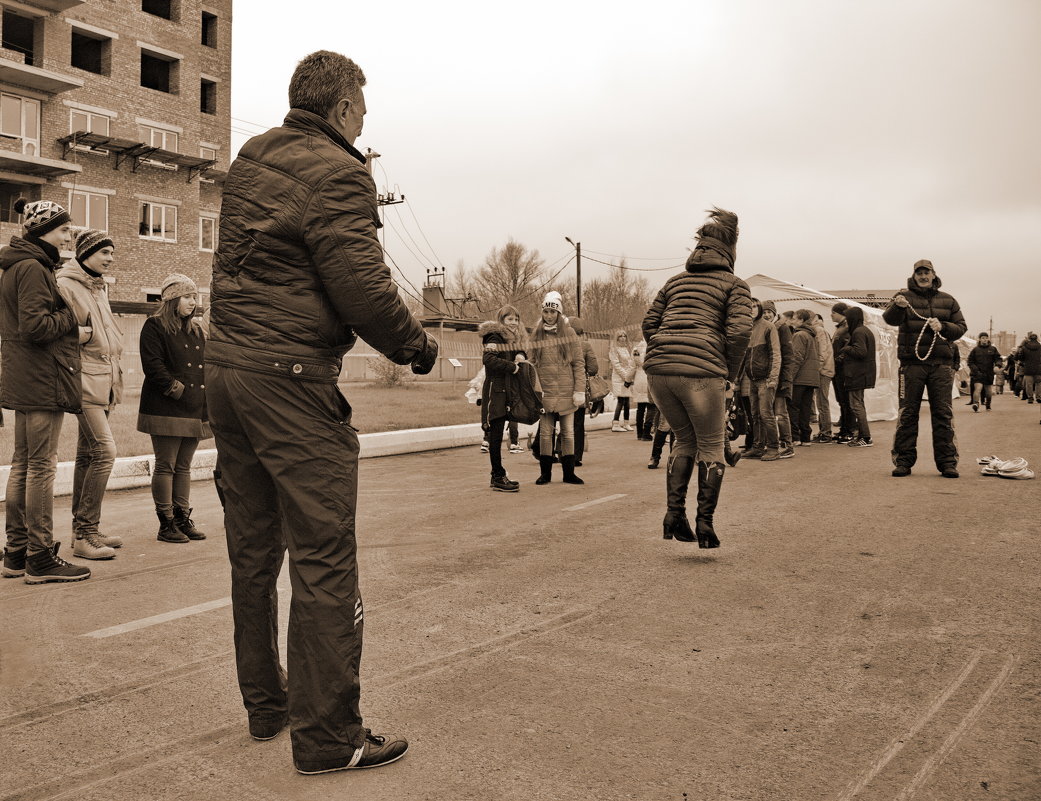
[
  {"xmin": 609, "ymin": 330, "xmax": 636, "ymax": 431},
  {"xmin": 530, "ymin": 291, "xmax": 585, "ymax": 485},
  {"xmin": 478, "ymin": 304, "xmax": 527, "ymax": 492}
]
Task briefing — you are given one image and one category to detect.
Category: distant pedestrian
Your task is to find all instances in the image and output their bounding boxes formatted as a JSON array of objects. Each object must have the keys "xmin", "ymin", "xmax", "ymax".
[
  {"xmin": 966, "ymin": 332, "xmax": 1002, "ymax": 412},
  {"xmin": 56, "ymin": 230, "xmax": 125, "ymax": 560},
  {"xmin": 1017, "ymin": 333, "xmax": 1041, "ymax": 403},
  {"xmin": 531, "ymin": 291, "xmax": 585, "ymax": 485},
  {"xmin": 643, "ymin": 207, "xmax": 753, "ymax": 548},
  {"xmin": 609, "ymin": 330, "xmax": 636, "ymax": 431},
  {"xmin": 810, "ymin": 313, "xmax": 835, "ymax": 442},
  {"xmin": 838, "ymin": 306, "xmax": 876, "ymax": 447},
  {"xmin": 478, "ymin": 304, "xmax": 527, "ymax": 492},
  {"xmin": 763, "ymin": 301, "xmax": 796, "ymax": 458},
  {"xmin": 743, "ymin": 298, "xmax": 781, "ymax": 460},
  {"xmin": 786, "ymin": 309, "xmax": 821, "ymax": 446},
  {"xmin": 994, "ymin": 360, "xmax": 1006, "ymax": 394},
  {"xmin": 0, "ymin": 199, "xmax": 88, "ymax": 584},
  {"xmin": 138, "ymin": 274, "xmax": 211, "ymax": 543},
  {"xmin": 633, "ymin": 337, "xmax": 654, "ymax": 440},
  {"xmin": 569, "ymin": 316, "xmax": 599, "ymax": 465},
  {"xmin": 883, "ymin": 259, "xmax": 967, "ymax": 477},
  {"xmin": 830, "ymin": 302, "xmax": 855, "ymax": 442}
]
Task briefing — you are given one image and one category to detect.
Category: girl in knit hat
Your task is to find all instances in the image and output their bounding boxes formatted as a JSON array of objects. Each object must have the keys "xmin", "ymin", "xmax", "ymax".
[
  {"xmin": 530, "ymin": 291, "xmax": 585, "ymax": 484},
  {"xmin": 55, "ymin": 230, "xmax": 124, "ymax": 559},
  {"xmin": 137, "ymin": 273, "xmax": 211, "ymax": 544}
]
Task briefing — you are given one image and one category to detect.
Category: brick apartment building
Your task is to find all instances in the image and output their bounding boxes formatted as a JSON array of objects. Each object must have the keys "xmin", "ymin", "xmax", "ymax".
[{"xmin": 0, "ymin": 0, "xmax": 230, "ymax": 305}]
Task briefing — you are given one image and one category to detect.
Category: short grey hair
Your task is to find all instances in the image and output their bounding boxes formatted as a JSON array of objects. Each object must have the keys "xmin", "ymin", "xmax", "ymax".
[{"xmin": 288, "ymin": 50, "xmax": 366, "ymax": 118}]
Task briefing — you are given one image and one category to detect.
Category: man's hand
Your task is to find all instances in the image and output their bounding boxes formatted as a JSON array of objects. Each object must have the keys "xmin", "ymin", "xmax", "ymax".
[
  {"xmin": 927, "ymin": 317, "xmax": 942, "ymax": 333},
  {"xmin": 892, "ymin": 294, "xmax": 910, "ymax": 309},
  {"xmin": 410, "ymin": 334, "xmax": 439, "ymax": 375}
]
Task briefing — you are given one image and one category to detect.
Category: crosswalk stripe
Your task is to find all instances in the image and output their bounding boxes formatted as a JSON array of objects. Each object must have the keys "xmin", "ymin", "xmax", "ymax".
[{"xmin": 563, "ymin": 494, "xmax": 628, "ymax": 512}]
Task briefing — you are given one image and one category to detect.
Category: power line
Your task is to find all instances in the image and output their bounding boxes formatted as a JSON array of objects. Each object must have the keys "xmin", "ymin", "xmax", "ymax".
[
  {"xmin": 389, "ymin": 205, "xmax": 443, "ymax": 271},
  {"xmin": 402, "ymin": 198, "xmax": 447, "ymax": 270},
  {"xmin": 581, "ymin": 248, "xmax": 685, "ymax": 261},
  {"xmin": 580, "ymin": 254, "xmax": 684, "ymax": 272},
  {"xmin": 383, "ymin": 215, "xmax": 441, "ymax": 272}
]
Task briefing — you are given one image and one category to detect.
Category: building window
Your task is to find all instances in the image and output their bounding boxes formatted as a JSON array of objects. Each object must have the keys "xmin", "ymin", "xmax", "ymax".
[
  {"xmin": 71, "ymin": 30, "xmax": 111, "ymax": 75},
  {"xmin": 200, "ymin": 79, "xmax": 216, "ymax": 115},
  {"xmin": 0, "ymin": 93, "xmax": 41, "ymax": 156},
  {"xmin": 142, "ymin": 0, "xmax": 175, "ymax": 20},
  {"xmin": 141, "ymin": 125, "xmax": 178, "ymax": 152},
  {"xmin": 141, "ymin": 50, "xmax": 178, "ymax": 93},
  {"xmin": 69, "ymin": 190, "xmax": 109, "ymax": 231},
  {"xmin": 1, "ymin": 10, "xmax": 37, "ymax": 67},
  {"xmin": 70, "ymin": 109, "xmax": 111, "ymax": 137},
  {"xmin": 199, "ymin": 146, "xmax": 216, "ymax": 161},
  {"xmin": 139, "ymin": 201, "xmax": 177, "ymax": 241},
  {"xmin": 199, "ymin": 215, "xmax": 217, "ymax": 252},
  {"xmin": 201, "ymin": 12, "xmax": 217, "ymax": 47},
  {"xmin": 0, "ymin": 182, "xmax": 29, "ymax": 223}
]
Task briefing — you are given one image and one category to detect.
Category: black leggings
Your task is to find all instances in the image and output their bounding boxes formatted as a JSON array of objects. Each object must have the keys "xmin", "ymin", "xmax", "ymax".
[
  {"xmin": 486, "ymin": 416, "xmax": 507, "ymax": 476},
  {"xmin": 613, "ymin": 396, "xmax": 631, "ymax": 421}
]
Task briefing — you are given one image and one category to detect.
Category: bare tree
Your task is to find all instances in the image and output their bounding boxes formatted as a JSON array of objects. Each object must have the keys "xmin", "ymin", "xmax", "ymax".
[
  {"xmin": 575, "ymin": 259, "xmax": 653, "ymax": 337},
  {"xmin": 473, "ymin": 238, "xmax": 546, "ymax": 321}
]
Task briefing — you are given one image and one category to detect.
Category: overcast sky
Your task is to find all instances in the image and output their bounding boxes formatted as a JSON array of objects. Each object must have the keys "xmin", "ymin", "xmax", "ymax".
[{"xmin": 230, "ymin": 0, "xmax": 1040, "ymax": 342}]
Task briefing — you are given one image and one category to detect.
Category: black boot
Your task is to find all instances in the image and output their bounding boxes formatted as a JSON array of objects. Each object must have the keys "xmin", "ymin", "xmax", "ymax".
[
  {"xmin": 724, "ymin": 438, "xmax": 742, "ymax": 467},
  {"xmin": 157, "ymin": 508, "xmax": 189, "ymax": 544},
  {"xmin": 694, "ymin": 462, "xmax": 724, "ymax": 549},
  {"xmin": 648, "ymin": 429, "xmax": 668, "ymax": 468},
  {"xmin": 173, "ymin": 507, "xmax": 207, "ymax": 540},
  {"xmin": 662, "ymin": 455, "xmax": 696, "ymax": 542},
  {"xmin": 213, "ymin": 468, "xmax": 227, "ymax": 511},
  {"xmin": 535, "ymin": 456, "xmax": 554, "ymax": 485},
  {"xmin": 561, "ymin": 455, "xmax": 584, "ymax": 484}
]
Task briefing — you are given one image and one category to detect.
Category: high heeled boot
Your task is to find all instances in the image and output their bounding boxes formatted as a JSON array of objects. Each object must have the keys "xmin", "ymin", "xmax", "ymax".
[
  {"xmin": 662, "ymin": 455, "xmax": 696, "ymax": 541},
  {"xmin": 694, "ymin": 462, "xmax": 725, "ymax": 549}
]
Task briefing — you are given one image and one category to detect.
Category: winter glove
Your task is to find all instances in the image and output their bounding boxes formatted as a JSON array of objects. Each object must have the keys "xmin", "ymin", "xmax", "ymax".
[
  {"xmin": 573, "ymin": 391, "xmax": 586, "ymax": 407},
  {"xmin": 410, "ymin": 334, "xmax": 439, "ymax": 375}
]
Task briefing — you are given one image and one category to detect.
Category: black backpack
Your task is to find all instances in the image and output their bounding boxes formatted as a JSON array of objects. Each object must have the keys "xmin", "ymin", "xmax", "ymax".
[{"xmin": 506, "ymin": 362, "xmax": 543, "ymax": 425}]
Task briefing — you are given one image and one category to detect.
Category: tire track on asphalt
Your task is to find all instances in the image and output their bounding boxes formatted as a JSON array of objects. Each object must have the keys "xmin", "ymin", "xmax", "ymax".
[
  {"xmin": 0, "ymin": 582, "xmax": 455, "ymax": 731},
  {"xmin": 835, "ymin": 649, "xmax": 1018, "ymax": 801},
  {"xmin": 0, "ymin": 604, "xmax": 600, "ymax": 801}
]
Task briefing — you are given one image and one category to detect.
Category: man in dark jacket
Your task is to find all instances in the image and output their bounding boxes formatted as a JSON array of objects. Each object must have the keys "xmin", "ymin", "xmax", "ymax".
[
  {"xmin": 830, "ymin": 302, "xmax": 855, "ymax": 442},
  {"xmin": 0, "ymin": 199, "xmax": 90, "ymax": 584},
  {"xmin": 762, "ymin": 301, "xmax": 796, "ymax": 458},
  {"xmin": 966, "ymin": 332, "xmax": 1003, "ymax": 411},
  {"xmin": 786, "ymin": 309, "xmax": 820, "ymax": 445},
  {"xmin": 206, "ymin": 51, "xmax": 437, "ymax": 774},
  {"xmin": 1017, "ymin": 333, "xmax": 1041, "ymax": 403},
  {"xmin": 838, "ymin": 305, "xmax": 876, "ymax": 447},
  {"xmin": 883, "ymin": 259, "xmax": 967, "ymax": 477}
]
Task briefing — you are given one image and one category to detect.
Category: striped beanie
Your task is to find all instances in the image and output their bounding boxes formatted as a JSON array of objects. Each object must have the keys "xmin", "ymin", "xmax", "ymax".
[
  {"xmin": 75, "ymin": 229, "xmax": 114, "ymax": 264},
  {"xmin": 14, "ymin": 198, "xmax": 71, "ymax": 237},
  {"xmin": 160, "ymin": 273, "xmax": 198, "ymax": 301}
]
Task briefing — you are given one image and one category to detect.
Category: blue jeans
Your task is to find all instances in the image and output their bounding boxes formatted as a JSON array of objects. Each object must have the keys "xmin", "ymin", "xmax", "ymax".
[
  {"xmin": 750, "ymin": 380, "xmax": 779, "ymax": 449},
  {"xmin": 538, "ymin": 411, "xmax": 575, "ymax": 456},
  {"xmin": 847, "ymin": 389, "xmax": 871, "ymax": 440},
  {"xmin": 647, "ymin": 374, "xmax": 726, "ymax": 465},
  {"xmin": 4, "ymin": 410, "xmax": 65, "ymax": 556},
  {"xmin": 71, "ymin": 407, "xmax": 117, "ymax": 537}
]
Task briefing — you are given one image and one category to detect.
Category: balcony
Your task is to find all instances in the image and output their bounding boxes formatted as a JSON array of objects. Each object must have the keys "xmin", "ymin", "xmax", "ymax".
[
  {"xmin": 0, "ymin": 148, "xmax": 81, "ymax": 179},
  {"xmin": 17, "ymin": 0, "xmax": 86, "ymax": 11},
  {"xmin": 0, "ymin": 58, "xmax": 83, "ymax": 94}
]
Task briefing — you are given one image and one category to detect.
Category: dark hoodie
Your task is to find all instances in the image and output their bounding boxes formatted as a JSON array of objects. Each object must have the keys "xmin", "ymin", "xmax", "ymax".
[
  {"xmin": 839, "ymin": 306, "xmax": 876, "ymax": 391},
  {"xmin": 642, "ymin": 208, "xmax": 753, "ymax": 380},
  {"xmin": 0, "ymin": 235, "xmax": 81, "ymax": 412},
  {"xmin": 882, "ymin": 272, "xmax": 967, "ymax": 366}
]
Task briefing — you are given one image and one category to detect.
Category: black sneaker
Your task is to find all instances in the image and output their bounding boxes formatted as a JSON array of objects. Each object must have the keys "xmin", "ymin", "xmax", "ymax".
[
  {"xmin": 490, "ymin": 475, "xmax": 519, "ymax": 492},
  {"xmin": 295, "ymin": 731, "xmax": 409, "ymax": 774},
  {"xmin": 2, "ymin": 547, "xmax": 26, "ymax": 578},
  {"xmin": 892, "ymin": 466, "xmax": 912, "ymax": 477},
  {"xmin": 848, "ymin": 438, "xmax": 874, "ymax": 447},
  {"xmin": 249, "ymin": 712, "xmax": 288, "ymax": 741},
  {"xmin": 24, "ymin": 543, "xmax": 91, "ymax": 584},
  {"xmin": 941, "ymin": 467, "xmax": 960, "ymax": 478},
  {"xmin": 817, "ymin": 434, "xmax": 834, "ymax": 443}
]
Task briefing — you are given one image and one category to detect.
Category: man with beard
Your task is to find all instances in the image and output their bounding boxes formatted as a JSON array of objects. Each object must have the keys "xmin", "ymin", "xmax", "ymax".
[{"xmin": 883, "ymin": 259, "xmax": 967, "ymax": 478}]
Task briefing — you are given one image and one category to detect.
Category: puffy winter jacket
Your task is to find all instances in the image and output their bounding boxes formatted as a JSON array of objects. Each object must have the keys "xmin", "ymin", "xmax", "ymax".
[
  {"xmin": 479, "ymin": 320, "xmax": 524, "ymax": 427},
  {"xmin": 209, "ymin": 109, "xmax": 429, "ymax": 382},
  {"xmin": 1017, "ymin": 338, "xmax": 1041, "ymax": 376},
  {"xmin": 882, "ymin": 275, "xmax": 967, "ymax": 366},
  {"xmin": 530, "ymin": 321, "xmax": 583, "ymax": 413},
  {"xmin": 745, "ymin": 315, "xmax": 780, "ymax": 384},
  {"xmin": 832, "ymin": 320, "xmax": 850, "ymax": 380},
  {"xmin": 840, "ymin": 324, "xmax": 877, "ymax": 391},
  {"xmin": 642, "ymin": 255, "xmax": 752, "ymax": 381},
  {"xmin": 811, "ymin": 320, "xmax": 835, "ymax": 378},
  {"xmin": 56, "ymin": 261, "xmax": 124, "ymax": 409},
  {"xmin": 774, "ymin": 319, "xmax": 796, "ymax": 396},
  {"xmin": 0, "ymin": 236, "xmax": 80, "ymax": 413},
  {"xmin": 967, "ymin": 343, "xmax": 1003, "ymax": 381},
  {"xmin": 789, "ymin": 325, "xmax": 821, "ymax": 387}
]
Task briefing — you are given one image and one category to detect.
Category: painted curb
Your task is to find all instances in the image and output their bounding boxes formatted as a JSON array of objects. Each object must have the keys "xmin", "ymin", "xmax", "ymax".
[{"xmin": 0, "ymin": 413, "xmax": 621, "ymax": 502}]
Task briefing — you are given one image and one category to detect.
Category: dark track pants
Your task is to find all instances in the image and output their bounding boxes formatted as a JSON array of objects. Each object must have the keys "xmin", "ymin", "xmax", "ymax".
[
  {"xmin": 206, "ymin": 364, "xmax": 366, "ymax": 770},
  {"xmin": 892, "ymin": 363, "xmax": 958, "ymax": 470}
]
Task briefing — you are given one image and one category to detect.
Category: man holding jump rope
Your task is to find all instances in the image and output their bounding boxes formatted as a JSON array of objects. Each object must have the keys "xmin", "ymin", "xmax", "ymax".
[{"xmin": 883, "ymin": 259, "xmax": 967, "ymax": 478}]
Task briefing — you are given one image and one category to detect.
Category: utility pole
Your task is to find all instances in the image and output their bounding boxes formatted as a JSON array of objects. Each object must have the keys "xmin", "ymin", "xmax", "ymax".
[
  {"xmin": 366, "ymin": 149, "xmax": 406, "ymax": 208},
  {"xmin": 565, "ymin": 236, "xmax": 581, "ymax": 316}
]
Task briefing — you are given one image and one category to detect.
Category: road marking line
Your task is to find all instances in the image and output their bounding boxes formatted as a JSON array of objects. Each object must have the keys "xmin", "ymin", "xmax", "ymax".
[
  {"xmin": 563, "ymin": 494, "xmax": 628, "ymax": 512},
  {"xmin": 81, "ymin": 598, "xmax": 231, "ymax": 639},
  {"xmin": 894, "ymin": 653, "xmax": 1018, "ymax": 801},
  {"xmin": 836, "ymin": 648, "xmax": 982, "ymax": 800}
]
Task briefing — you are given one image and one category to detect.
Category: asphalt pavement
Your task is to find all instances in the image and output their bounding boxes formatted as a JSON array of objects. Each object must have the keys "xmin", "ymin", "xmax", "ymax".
[{"xmin": 1, "ymin": 393, "xmax": 1039, "ymax": 801}]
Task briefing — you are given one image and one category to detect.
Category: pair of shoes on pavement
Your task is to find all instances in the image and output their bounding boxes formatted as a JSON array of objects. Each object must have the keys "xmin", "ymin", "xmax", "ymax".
[
  {"xmin": 978, "ymin": 456, "xmax": 1034, "ymax": 479},
  {"xmin": 848, "ymin": 437, "xmax": 873, "ymax": 447},
  {"xmin": 72, "ymin": 531, "xmax": 122, "ymax": 560},
  {"xmin": 295, "ymin": 731, "xmax": 409, "ymax": 774},
  {"xmin": 508, "ymin": 443, "xmax": 524, "ymax": 454},
  {"xmin": 14, "ymin": 543, "xmax": 92, "ymax": 584},
  {"xmin": 893, "ymin": 464, "xmax": 958, "ymax": 478}
]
